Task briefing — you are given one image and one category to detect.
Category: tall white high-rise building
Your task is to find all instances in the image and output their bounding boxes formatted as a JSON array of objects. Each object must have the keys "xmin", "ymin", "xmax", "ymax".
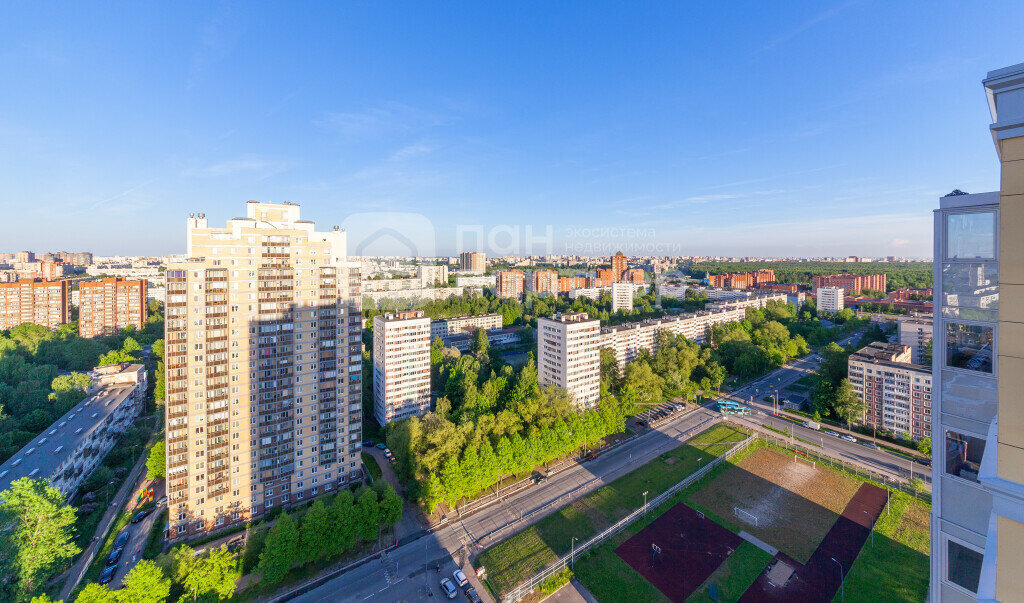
[
  {"xmin": 372, "ymin": 310, "xmax": 431, "ymax": 425},
  {"xmin": 537, "ymin": 312, "xmax": 601, "ymax": 409},
  {"xmin": 164, "ymin": 202, "xmax": 363, "ymax": 539},
  {"xmin": 816, "ymin": 286, "xmax": 844, "ymax": 313},
  {"xmin": 611, "ymin": 282, "xmax": 633, "ymax": 313}
]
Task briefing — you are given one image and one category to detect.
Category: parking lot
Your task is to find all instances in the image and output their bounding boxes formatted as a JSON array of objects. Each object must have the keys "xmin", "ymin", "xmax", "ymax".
[{"xmin": 633, "ymin": 400, "xmax": 688, "ymax": 428}]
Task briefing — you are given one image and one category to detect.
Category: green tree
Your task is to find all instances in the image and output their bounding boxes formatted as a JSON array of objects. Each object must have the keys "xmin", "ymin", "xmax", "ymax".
[
  {"xmin": 121, "ymin": 336, "xmax": 142, "ymax": 358},
  {"xmin": 355, "ymin": 488, "xmax": 380, "ymax": 542},
  {"xmin": 240, "ymin": 525, "xmax": 268, "ymax": 574},
  {"xmin": 470, "ymin": 328, "xmax": 489, "ymax": 358},
  {"xmin": 119, "ymin": 560, "xmax": 171, "ymax": 603},
  {"xmin": 257, "ymin": 512, "xmax": 299, "ymax": 586},
  {"xmin": 146, "ymin": 441, "xmax": 166, "ymax": 480},
  {"xmin": 917, "ymin": 437, "xmax": 932, "ymax": 456},
  {"xmin": 97, "ymin": 349, "xmax": 134, "ymax": 367},
  {"xmin": 74, "ymin": 584, "xmax": 117, "ymax": 603},
  {"xmin": 0, "ymin": 478, "xmax": 80, "ymax": 598},
  {"xmin": 299, "ymin": 500, "xmax": 333, "ymax": 564},
  {"xmin": 328, "ymin": 491, "xmax": 357, "ymax": 557},
  {"xmin": 183, "ymin": 545, "xmax": 240, "ymax": 601},
  {"xmin": 378, "ymin": 484, "xmax": 403, "ymax": 527},
  {"xmin": 160, "ymin": 544, "xmax": 197, "ymax": 585},
  {"xmin": 833, "ymin": 378, "xmax": 865, "ymax": 429}
]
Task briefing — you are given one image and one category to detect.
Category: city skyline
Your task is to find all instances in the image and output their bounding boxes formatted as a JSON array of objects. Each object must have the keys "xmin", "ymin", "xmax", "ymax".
[{"xmin": 2, "ymin": 2, "xmax": 1023, "ymax": 257}]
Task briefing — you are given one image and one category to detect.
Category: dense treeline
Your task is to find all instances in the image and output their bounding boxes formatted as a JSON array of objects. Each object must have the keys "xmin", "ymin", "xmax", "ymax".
[
  {"xmin": 707, "ymin": 302, "xmax": 811, "ymax": 380},
  {"xmin": 387, "ymin": 348, "xmax": 629, "ymax": 513},
  {"xmin": 0, "ymin": 302, "xmax": 162, "ymax": 464},
  {"xmin": 688, "ymin": 261, "xmax": 932, "ymax": 291}
]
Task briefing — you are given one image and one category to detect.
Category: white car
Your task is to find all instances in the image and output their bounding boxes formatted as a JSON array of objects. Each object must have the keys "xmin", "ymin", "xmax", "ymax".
[
  {"xmin": 840, "ymin": 434, "xmax": 857, "ymax": 443},
  {"xmin": 453, "ymin": 569, "xmax": 468, "ymax": 587}
]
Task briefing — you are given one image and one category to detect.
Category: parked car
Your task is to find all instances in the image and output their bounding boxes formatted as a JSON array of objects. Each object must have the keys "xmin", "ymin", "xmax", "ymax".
[
  {"xmin": 675, "ymin": 404, "xmax": 686, "ymax": 412},
  {"xmin": 464, "ymin": 586, "xmax": 482, "ymax": 602},
  {"xmin": 156, "ymin": 496, "xmax": 168, "ymax": 506},
  {"xmin": 453, "ymin": 569, "xmax": 469, "ymax": 587},
  {"xmin": 384, "ymin": 448, "xmax": 393, "ymax": 456},
  {"xmin": 840, "ymin": 434, "xmax": 857, "ymax": 443},
  {"xmin": 582, "ymin": 452, "xmax": 598, "ymax": 462},
  {"xmin": 362, "ymin": 440, "xmax": 375, "ymax": 448},
  {"xmin": 131, "ymin": 508, "xmax": 153, "ymax": 524},
  {"xmin": 376, "ymin": 442, "xmax": 388, "ymax": 450},
  {"xmin": 440, "ymin": 578, "xmax": 458, "ymax": 599},
  {"xmin": 388, "ymin": 456, "xmax": 397, "ymax": 464},
  {"xmin": 114, "ymin": 530, "xmax": 130, "ymax": 549},
  {"xmin": 824, "ymin": 430, "xmax": 839, "ymax": 437},
  {"xmin": 107, "ymin": 546, "xmax": 125, "ymax": 566},
  {"xmin": 98, "ymin": 565, "xmax": 116, "ymax": 585},
  {"xmin": 861, "ymin": 441, "xmax": 880, "ymax": 450},
  {"xmin": 532, "ymin": 472, "xmax": 547, "ymax": 484}
]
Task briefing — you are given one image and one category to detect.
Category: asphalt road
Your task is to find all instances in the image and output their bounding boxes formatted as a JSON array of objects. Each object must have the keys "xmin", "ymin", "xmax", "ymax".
[{"xmin": 109, "ymin": 479, "xmax": 166, "ymax": 589}]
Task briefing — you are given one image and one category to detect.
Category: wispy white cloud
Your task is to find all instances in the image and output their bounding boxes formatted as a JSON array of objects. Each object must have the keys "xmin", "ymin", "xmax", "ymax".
[
  {"xmin": 390, "ymin": 142, "xmax": 435, "ymax": 161},
  {"xmin": 760, "ymin": 1, "xmax": 860, "ymax": 52},
  {"xmin": 316, "ymin": 102, "xmax": 446, "ymax": 139},
  {"xmin": 185, "ymin": 156, "xmax": 293, "ymax": 179}
]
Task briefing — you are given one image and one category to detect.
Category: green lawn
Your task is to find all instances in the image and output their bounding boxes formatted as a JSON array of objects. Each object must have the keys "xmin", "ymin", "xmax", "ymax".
[
  {"xmin": 837, "ymin": 492, "xmax": 930, "ymax": 602},
  {"xmin": 573, "ymin": 540, "xmax": 669, "ymax": 603},
  {"xmin": 362, "ymin": 452, "xmax": 383, "ymax": 480},
  {"xmin": 687, "ymin": 541, "xmax": 773, "ymax": 603},
  {"xmin": 477, "ymin": 424, "xmax": 749, "ymax": 597}
]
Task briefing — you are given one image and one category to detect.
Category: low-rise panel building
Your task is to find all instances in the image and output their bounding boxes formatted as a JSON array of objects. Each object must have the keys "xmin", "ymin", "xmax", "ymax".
[{"xmin": 0, "ymin": 363, "xmax": 146, "ymax": 499}]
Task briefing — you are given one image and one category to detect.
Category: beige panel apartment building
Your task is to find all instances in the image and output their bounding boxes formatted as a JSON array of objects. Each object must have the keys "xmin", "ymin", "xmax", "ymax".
[
  {"xmin": 531, "ymin": 269, "xmax": 559, "ymax": 296},
  {"xmin": 0, "ymin": 278, "xmax": 71, "ymax": 330},
  {"xmin": 537, "ymin": 312, "xmax": 601, "ymax": 409},
  {"xmin": 847, "ymin": 342, "xmax": 932, "ymax": 438},
  {"xmin": 429, "ymin": 313, "xmax": 503, "ymax": 340},
  {"xmin": 495, "ymin": 270, "xmax": 524, "ymax": 299},
  {"xmin": 164, "ymin": 202, "xmax": 363, "ymax": 539},
  {"xmin": 459, "ymin": 251, "xmax": 486, "ymax": 274},
  {"xmin": 600, "ymin": 306, "xmax": 746, "ymax": 369},
  {"xmin": 78, "ymin": 277, "xmax": 148, "ymax": 338},
  {"xmin": 372, "ymin": 311, "xmax": 431, "ymax": 424}
]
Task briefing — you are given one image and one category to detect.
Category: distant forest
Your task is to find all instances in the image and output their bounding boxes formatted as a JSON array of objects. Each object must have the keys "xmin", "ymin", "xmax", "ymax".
[{"xmin": 687, "ymin": 261, "xmax": 932, "ymax": 291}]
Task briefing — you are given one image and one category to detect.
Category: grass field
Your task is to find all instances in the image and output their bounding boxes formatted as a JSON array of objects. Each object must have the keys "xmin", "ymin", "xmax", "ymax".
[
  {"xmin": 477, "ymin": 423, "xmax": 749, "ymax": 597},
  {"xmin": 686, "ymin": 541, "xmax": 773, "ymax": 603},
  {"xmin": 689, "ymin": 448, "xmax": 861, "ymax": 563},
  {"xmin": 837, "ymin": 492, "xmax": 930, "ymax": 602}
]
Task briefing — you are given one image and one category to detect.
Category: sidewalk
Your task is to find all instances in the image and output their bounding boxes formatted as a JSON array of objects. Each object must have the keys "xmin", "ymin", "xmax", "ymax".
[{"xmin": 58, "ymin": 445, "xmax": 151, "ymax": 601}]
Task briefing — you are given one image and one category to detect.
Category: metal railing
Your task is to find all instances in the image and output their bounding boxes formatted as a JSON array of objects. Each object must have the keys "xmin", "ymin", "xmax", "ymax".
[
  {"xmin": 749, "ymin": 428, "xmax": 932, "ymax": 503},
  {"xmin": 504, "ymin": 431, "xmax": 756, "ymax": 602}
]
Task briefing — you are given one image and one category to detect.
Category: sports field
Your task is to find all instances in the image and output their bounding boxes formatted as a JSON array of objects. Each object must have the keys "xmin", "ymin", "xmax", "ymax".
[
  {"xmin": 476, "ymin": 423, "xmax": 749, "ymax": 597},
  {"xmin": 688, "ymin": 447, "xmax": 861, "ymax": 562}
]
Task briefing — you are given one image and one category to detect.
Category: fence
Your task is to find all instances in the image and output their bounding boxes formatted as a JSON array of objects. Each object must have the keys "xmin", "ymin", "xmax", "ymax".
[
  {"xmin": 750, "ymin": 428, "xmax": 932, "ymax": 503},
  {"xmin": 504, "ymin": 433, "xmax": 756, "ymax": 602}
]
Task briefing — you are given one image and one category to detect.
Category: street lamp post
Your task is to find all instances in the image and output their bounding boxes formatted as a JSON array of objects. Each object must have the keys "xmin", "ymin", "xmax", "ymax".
[
  {"xmin": 831, "ymin": 557, "xmax": 845, "ymax": 603},
  {"xmin": 863, "ymin": 510, "xmax": 874, "ymax": 547},
  {"xmin": 571, "ymin": 537, "xmax": 577, "ymax": 569},
  {"xmin": 643, "ymin": 490, "xmax": 649, "ymax": 517}
]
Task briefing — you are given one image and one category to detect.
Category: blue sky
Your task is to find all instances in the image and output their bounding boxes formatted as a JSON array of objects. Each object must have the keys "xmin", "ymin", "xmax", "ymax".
[{"xmin": 0, "ymin": 1, "xmax": 1020, "ymax": 258}]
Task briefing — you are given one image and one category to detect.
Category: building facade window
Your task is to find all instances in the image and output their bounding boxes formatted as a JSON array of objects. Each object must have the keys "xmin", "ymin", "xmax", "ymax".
[
  {"xmin": 946, "ymin": 538, "xmax": 983, "ymax": 594},
  {"xmin": 945, "ymin": 323, "xmax": 994, "ymax": 373},
  {"xmin": 944, "ymin": 430, "xmax": 985, "ymax": 483}
]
